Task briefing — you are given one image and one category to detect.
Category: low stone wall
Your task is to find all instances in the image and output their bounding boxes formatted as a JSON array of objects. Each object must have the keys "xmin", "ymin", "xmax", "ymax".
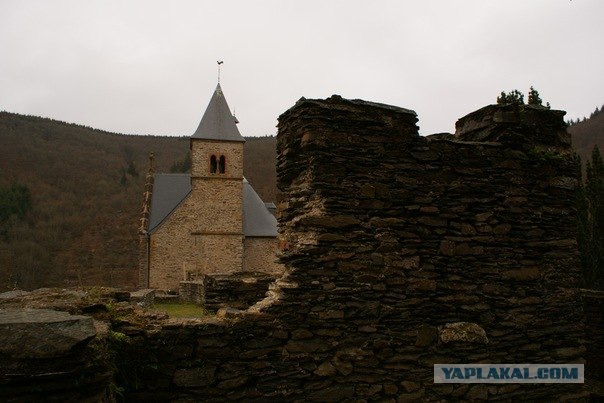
[
  {"xmin": 130, "ymin": 288, "xmax": 155, "ymax": 307},
  {"xmin": 179, "ymin": 280, "xmax": 205, "ymax": 306},
  {"xmin": 204, "ymin": 272, "xmax": 277, "ymax": 312}
]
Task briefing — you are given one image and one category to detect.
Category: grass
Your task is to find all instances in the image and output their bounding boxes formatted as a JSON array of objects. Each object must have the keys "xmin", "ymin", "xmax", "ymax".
[{"xmin": 152, "ymin": 302, "xmax": 207, "ymax": 318}]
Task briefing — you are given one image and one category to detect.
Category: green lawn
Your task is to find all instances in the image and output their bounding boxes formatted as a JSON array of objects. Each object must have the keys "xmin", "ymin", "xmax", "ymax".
[{"xmin": 152, "ymin": 302, "xmax": 206, "ymax": 318}]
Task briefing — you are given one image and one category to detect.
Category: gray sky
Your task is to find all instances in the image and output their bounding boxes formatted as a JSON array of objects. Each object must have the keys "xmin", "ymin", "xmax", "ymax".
[{"xmin": 1, "ymin": 0, "xmax": 603, "ymax": 137}]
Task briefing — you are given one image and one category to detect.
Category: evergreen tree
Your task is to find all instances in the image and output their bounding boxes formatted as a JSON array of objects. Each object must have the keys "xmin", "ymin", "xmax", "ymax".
[
  {"xmin": 497, "ymin": 87, "xmax": 550, "ymax": 109},
  {"xmin": 170, "ymin": 152, "xmax": 192, "ymax": 173},
  {"xmin": 591, "ymin": 106, "xmax": 600, "ymax": 118},
  {"xmin": 527, "ymin": 86, "xmax": 543, "ymax": 106},
  {"xmin": 497, "ymin": 89, "xmax": 524, "ymax": 105},
  {"xmin": 119, "ymin": 169, "xmax": 128, "ymax": 188},
  {"xmin": 126, "ymin": 160, "xmax": 138, "ymax": 177},
  {"xmin": 577, "ymin": 145, "xmax": 604, "ymax": 290},
  {"xmin": 0, "ymin": 183, "xmax": 32, "ymax": 223}
]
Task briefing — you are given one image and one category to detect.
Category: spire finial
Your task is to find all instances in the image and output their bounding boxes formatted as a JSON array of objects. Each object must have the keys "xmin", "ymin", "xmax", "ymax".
[{"xmin": 217, "ymin": 60, "xmax": 223, "ymax": 83}]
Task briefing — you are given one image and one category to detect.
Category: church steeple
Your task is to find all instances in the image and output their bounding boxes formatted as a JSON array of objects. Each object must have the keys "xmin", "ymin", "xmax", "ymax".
[{"xmin": 192, "ymin": 83, "xmax": 245, "ymax": 142}]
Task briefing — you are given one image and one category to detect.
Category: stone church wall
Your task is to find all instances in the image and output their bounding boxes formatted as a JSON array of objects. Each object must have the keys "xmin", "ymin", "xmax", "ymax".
[
  {"xmin": 148, "ymin": 194, "xmax": 196, "ymax": 291},
  {"xmin": 147, "ymin": 193, "xmax": 244, "ymax": 291},
  {"xmin": 243, "ymin": 237, "xmax": 283, "ymax": 275},
  {"xmin": 189, "ymin": 179, "xmax": 243, "ymax": 233}
]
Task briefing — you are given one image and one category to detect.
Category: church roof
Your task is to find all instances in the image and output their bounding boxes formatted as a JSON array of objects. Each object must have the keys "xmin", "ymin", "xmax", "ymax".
[
  {"xmin": 147, "ymin": 174, "xmax": 191, "ymax": 233},
  {"xmin": 242, "ymin": 178, "xmax": 278, "ymax": 237},
  {"xmin": 192, "ymin": 83, "xmax": 245, "ymax": 142},
  {"xmin": 147, "ymin": 174, "xmax": 277, "ymax": 237}
]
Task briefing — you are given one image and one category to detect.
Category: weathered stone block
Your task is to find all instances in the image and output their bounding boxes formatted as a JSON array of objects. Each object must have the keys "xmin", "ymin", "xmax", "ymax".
[
  {"xmin": 440, "ymin": 322, "xmax": 488, "ymax": 344},
  {"xmin": 0, "ymin": 309, "xmax": 96, "ymax": 358},
  {"xmin": 174, "ymin": 366, "xmax": 216, "ymax": 388}
]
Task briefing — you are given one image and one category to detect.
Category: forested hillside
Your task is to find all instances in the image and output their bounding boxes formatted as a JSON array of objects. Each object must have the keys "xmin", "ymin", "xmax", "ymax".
[
  {"xmin": 0, "ymin": 112, "xmax": 276, "ymax": 291},
  {"xmin": 568, "ymin": 105, "xmax": 604, "ymax": 165}
]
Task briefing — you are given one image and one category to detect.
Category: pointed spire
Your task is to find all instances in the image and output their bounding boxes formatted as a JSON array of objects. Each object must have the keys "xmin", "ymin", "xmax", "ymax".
[{"xmin": 192, "ymin": 83, "xmax": 245, "ymax": 142}]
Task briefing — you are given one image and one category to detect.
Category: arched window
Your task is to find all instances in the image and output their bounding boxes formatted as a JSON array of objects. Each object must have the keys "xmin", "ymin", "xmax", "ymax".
[
  {"xmin": 218, "ymin": 155, "xmax": 226, "ymax": 174},
  {"xmin": 210, "ymin": 155, "xmax": 217, "ymax": 173}
]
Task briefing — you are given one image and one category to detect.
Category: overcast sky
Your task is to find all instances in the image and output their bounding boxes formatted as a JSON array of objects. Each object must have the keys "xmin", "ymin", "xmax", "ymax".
[{"xmin": 1, "ymin": 0, "xmax": 603, "ymax": 137}]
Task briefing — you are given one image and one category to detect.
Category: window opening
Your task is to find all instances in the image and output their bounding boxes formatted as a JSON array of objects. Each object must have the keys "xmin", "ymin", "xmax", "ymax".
[
  {"xmin": 219, "ymin": 155, "xmax": 226, "ymax": 174},
  {"xmin": 210, "ymin": 155, "xmax": 217, "ymax": 173}
]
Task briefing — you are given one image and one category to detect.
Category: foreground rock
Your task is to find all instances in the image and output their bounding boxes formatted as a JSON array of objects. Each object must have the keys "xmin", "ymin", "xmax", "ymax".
[{"xmin": 0, "ymin": 309, "xmax": 96, "ymax": 359}]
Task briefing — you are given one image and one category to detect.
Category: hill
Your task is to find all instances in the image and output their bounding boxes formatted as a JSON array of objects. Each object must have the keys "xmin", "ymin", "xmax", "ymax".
[
  {"xmin": 568, "ymin": 105, "xmax": 604, "ymax": 165},
  {"xmin": 0, "ymin": 111, "xmax": 276, "ymax": 291}
]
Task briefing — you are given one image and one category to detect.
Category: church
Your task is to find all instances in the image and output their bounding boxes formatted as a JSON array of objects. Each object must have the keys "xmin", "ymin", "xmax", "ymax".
[{"xmin": 138, "ymin": 83, "xmax": 282, "ymax": 291}]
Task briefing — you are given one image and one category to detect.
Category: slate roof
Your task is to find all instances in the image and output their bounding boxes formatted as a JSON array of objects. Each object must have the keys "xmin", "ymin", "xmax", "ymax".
[
  {"xmin": 242, "ymin": 179, "xmax": 278, "ymax": 237},
  {"xmin": 147, "ymin": 174, "xmax": 277, "ymax": 237},
  {"xmin": 192, "ymin": 83, "xmax": 245, "ymax": 142},
  {"xmin": 147, "ymin": 174, "xmax": 191, "ymax": 233}
]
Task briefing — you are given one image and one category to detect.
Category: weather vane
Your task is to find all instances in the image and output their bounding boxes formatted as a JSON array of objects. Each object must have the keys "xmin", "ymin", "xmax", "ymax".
[{"xmin": 217, "ymin": 60, "xmax": 223, "ymax": 83}]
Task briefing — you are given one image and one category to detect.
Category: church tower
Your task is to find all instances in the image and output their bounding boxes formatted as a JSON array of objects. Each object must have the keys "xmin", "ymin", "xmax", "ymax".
[
  {"xmin": 139, "ymin": 81, "xmax": 280, "ymax": 292},
  {"xmin": 189, "ymin": 83, "xmax": 245, "ymax": 274}
]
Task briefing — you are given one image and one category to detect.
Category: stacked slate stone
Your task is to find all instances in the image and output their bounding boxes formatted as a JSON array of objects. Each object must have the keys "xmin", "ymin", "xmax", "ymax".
[
  {"xmin": 204, "ymin": 272, "xmax": 277, "ymax": 311},
  {"xmin": 455, "ymin": 103, "xmax": 570, "ymax": 150},
  {"xmin": 270, "ymin": 96, "xmax": 585, "ymax": 401}
]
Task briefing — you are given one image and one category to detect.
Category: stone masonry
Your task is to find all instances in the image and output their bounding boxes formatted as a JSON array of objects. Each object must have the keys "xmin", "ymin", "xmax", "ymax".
[
  {"xmin": 243, "ymin": 237, "xmax": 282, "ymax": 275},
  {"xmin": 268, "ymin": 95, "xmax": 585, "ymax": 400},
  {"xmin": 139, "ymin": 83, "xmax": 282, "ymax": 293},
  {"xmin": 127, "ymin": 96, "xmax": 586, "ymax": 401},
  {"xmin": 1, "ymin": 96, "xmax": 589, "ymax": 401},
  {"xmin": 145, "ymin": 140, "xmax": 246, "ymax": 291}
]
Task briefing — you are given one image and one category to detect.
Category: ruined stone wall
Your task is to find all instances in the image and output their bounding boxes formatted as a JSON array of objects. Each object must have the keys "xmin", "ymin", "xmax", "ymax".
[
  {"xmin": 127, "ymin": 96, "xmax": 585, "ymax": 401},
  {"xmin": 243, "ymin": 237, "xmax": 284, "ymax": 275},
  {"xmin": 179, "ymin": 280, "xmax": 205, "ymax": 305},
  {"xmin": 204, "ymin": 272, "xmax": 277, "ymax": 312},
  {"xmin": 4, "ymin": 96, "xmax": 589, "ymax": 401},
  {"xmin": 268, "ymin": 96, "xmax": 585, "ymax": 400}
]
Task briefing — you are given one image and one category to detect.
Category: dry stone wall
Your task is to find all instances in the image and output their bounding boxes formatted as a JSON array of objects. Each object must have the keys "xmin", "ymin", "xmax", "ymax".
[
  {"xmin": 2, "ymin": 96, "xmax": 590, "ymax": 402},
  {"xmin": 124, "ymin": 96, "xmax": 587, "ymax": 401},
  {"xmin": 204, "ymin": 272, "xmax": 277, "ymax": 312},
  {"xmin": 270, "ymin": 95, "xmax": 585, "ymax": 400},
  {"xmin": 179, "ymin": 280, "xmax": 205, "ymax": 305}
]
